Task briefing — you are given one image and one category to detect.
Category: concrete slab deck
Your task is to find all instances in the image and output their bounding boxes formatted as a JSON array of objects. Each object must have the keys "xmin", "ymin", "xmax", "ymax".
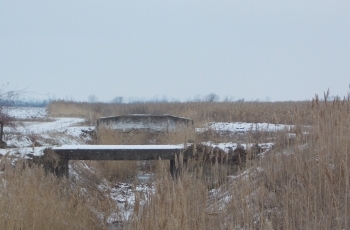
[{"xmin": 52, "ymin": 144, "xmax": 192, "ymax": 161}]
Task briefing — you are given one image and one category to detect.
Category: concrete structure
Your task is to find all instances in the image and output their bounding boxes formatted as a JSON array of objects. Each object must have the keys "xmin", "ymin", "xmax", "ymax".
[
  {"xmin": 51, "ymin": 145, "xmax": 193, "ymax": 178},
  {"xmin": 50, "ymin": 115, "xmax": 195, "ymax": 178},
  {"xmin": 0, "ymin": 121, "xmax": 6, "ymax": 149},
  {"xmin": 97, "ymin": 114, "xmax": 194, "ymax": 133}
]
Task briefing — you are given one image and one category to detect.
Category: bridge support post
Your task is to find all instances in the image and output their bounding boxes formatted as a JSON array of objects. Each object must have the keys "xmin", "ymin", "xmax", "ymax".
[
  {"xmin": 56, "ymin": 159, "xmax": 69, "ymax": 178},
  {"xmin": 0, "ymin": 121, "xmax": 7, "ymax": 149},
  {"xmin": 170, "ymin": 159, "xmax": 176, "ymax": 178},
  {"xmin": 170, "ymin": 158, "xmax": 187, "ymax": 178}
]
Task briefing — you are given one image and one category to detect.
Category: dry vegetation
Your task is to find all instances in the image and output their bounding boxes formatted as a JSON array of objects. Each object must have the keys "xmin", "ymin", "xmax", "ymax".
[
  {"xmin": 125, "ymin": 95, "xmax": 350, "ymax": 230},
  {"xmin": 47, "ymin": 100, "xmax": 311, "ymax": 126},
  {"xmin": 0, "ymin": 158, "xmax": 110, "ymax": 229},
  {"xmin": 1, "ymin": 94, "xmax": 350, "ymax": 229}
]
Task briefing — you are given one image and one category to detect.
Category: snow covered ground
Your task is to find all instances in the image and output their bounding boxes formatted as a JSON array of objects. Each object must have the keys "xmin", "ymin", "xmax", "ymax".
[
  {"xmin": 202, "ymin": 141, "xmax": 274, "ymax": 156},
  {"xmin": 196, "ymin": 122, "xmax": 294, "ymax": 133},
  {"xmin": 6, "ymin": 106, "xmax": 47, "ymax": 119},
  {"xmin": 1, "ymin": 107, "xmax": 94, "ymax": 157}
]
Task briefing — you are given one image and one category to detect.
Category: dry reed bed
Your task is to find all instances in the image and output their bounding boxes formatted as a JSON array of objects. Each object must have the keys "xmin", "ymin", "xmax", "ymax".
[
  {"xmin": 1, "ymin": 96, "xmax": 349, "ymax": 229},
  {"xmin": 0, "ymin": 158, "xmax": 108, "ymax": 229},
  {"xmin": 47, "ymin": 100, "xmax": 312, "ymax": 126},
  {"xmin": 123, "ymin": 97, "xmax": 350, "ymax": 229}
]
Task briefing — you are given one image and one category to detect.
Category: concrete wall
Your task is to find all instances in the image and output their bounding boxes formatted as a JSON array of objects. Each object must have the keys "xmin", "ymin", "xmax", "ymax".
[{"xmin": 97, "ymin": 114, "xmax": 194, "ymax": 133}]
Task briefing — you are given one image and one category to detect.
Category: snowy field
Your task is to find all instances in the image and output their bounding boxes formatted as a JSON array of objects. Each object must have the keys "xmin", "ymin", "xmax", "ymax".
[
  {"xmin": 6, "ymin": 106, "xmax": 47, "ymax": 119},
  {"xmin": 1, "ymin": 107, "xmax": 94, "ymax": 157}
]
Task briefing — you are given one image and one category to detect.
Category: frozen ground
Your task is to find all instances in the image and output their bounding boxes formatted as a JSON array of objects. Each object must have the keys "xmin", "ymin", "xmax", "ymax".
[
  {"xmin": 6, "ymin": 106, "xmax": 47, "ymax": 119},
  {"xmin": 196, "ymin": 121, "xmax": 294, "ymax": 133},
  {"xmin": 202, "ymin": 141, "xmax": 274, "ymax": 156},
  {"xmin": 1, "ymin": 107, "xmax": 94, "ymax": 157}
]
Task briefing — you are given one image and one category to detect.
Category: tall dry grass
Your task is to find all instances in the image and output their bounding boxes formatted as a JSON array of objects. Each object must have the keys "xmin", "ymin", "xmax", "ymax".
[
  {"xmin": 0, "ymin": 158, "xmax": 109, "ymax": 229},
  {"xmin": 6, "ymin": 94, "xmax": 349, "ymax": 229},
  {"xmin": 129, "ymin": 161, "xmax": 209, "ymax": 230},
  {"xmin": 123, "ymin": 96, "xmax": 350, "ymax": 229},
  {"xmin": 217, "ymin": 96, "xmax": 350, "ymax": 229},
  {"xmin": 47, "ymin": 100, "xmax": 311, "ymax": 126}
]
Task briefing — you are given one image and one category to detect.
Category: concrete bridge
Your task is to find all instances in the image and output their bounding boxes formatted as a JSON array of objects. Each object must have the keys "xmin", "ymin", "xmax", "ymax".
[{"xmin": 51, "ymin": 145, "xmax": 193, "ymax": 178}]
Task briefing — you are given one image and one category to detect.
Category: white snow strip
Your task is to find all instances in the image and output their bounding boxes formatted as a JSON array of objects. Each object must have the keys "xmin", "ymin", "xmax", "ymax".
[
  {"xmin": 20, "ymin": 118, "xmax": 85, "ymax": 133},
  {"xmin": 6, "ymin": 107, "xmax": 47, "ymax": 119},
  {"xmin": 202, "ymin": 141, "xmax": 274, "ymax": 153},
  {"xmin": 0, "ymin": 146, "xmax": 47, "ymax": 157},
  {"xmin": 197, "ymin": 122, "xmax": 294, "ymax": 133},
  {"xmin": 4, "ymin": 117, "xmax": 87, "ymax": 135},
  {"xmin": 53, "ymin": 144, "xmax": 186, "ymax": 150}
]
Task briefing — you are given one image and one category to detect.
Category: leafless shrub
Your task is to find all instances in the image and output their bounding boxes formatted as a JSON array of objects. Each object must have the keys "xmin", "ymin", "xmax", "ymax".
[{"xmin": 0, "ymin": 84, "xmax": 19, "ymax": 126}]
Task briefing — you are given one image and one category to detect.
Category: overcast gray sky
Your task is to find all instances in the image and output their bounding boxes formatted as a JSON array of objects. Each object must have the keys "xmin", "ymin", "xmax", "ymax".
[{"xmin": 1, "ymin": 1, "xmax": 349, "ymax": 102}]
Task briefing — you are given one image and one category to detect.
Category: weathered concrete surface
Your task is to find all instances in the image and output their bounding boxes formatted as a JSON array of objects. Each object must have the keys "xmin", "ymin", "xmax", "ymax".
[
  {"xmin": 0, "ymin": 121, "xmax": 3, "ymax": 142},
  {"xmin": 52, "ymin": 145, "xmax": 193, "ymax": 161},
  {"xmin": 97, "ymin": 114, "xmax": 194, "ymax": 133},
  {"xmin": 51, "ymin": 144, "xmax": 194, "ymax": 177},
  {"xmin": 0, "ymin": 121, "xmax": 6, "ymax": 149}
]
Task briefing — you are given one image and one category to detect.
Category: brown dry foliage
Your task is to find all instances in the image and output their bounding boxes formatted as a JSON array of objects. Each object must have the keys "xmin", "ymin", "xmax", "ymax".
[
  {"xmin": 3, "ymin": 95, "xmax": 350, "ymax": 229},
  {"xmin": 0, "ymin": 158, "xmax": 107, "ymax": 229},
  {"xmin": 47, "ymin": 100, "xmax": 312, "ymax": 126}
]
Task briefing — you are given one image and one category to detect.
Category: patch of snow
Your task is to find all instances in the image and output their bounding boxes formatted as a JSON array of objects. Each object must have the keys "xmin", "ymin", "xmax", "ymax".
[
  {"xmin": 53, "ymin": 144, "xmax": 186, "ymax": 150},
  {"xmin": 11, "ymin": 117, "xmax": 86, "ymax": 134},
  {"xmin": 5, "ymin": 135, "xmax": 33, "ymax": 148},
  {"xmin": 202, "ymin": 141, "xmax": 274, "ymax": 154},
  {"xmin": 7, "ymin": 107, "xmax": 47, "ymax": 119},
  {"xmin": 137, "ymin": 173, "xmax": 156, "ymax": 182},
  {"xmin": 197, "ymin": 122, "xmax": 294, "ymax": 133},
  {"xmin": 1, "ymin": 110, "xmax": 94, "ymax": 156},
  {"xmin": 0, "ymin": 146, "xmax": 47, "ymax": 157},
  {"xmin": 110, "ymin": 182, "xmax": 155, "ymax": 221}
]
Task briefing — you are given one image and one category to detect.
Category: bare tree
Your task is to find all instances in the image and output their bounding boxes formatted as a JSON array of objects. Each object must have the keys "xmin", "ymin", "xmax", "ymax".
[
  {"xmin": 88, "ymin": 94, "xmax": 98, "ymax": 103},
  {"xmin": 192, "ymin": 95, "xmax": 202, "ymax": 102},
  {"xmin": 0, "ymin": 84, "xmax": 22, "ymax": 148},
  {"xmin": 111, "ymin": 96, "xmax": 123, "ymax": 104},
  {"xmin": 223, "ymin": 95, "xmax": 234, "ymax": 102},
  {"xmin": 204, "ymin": 93, "xmax": 220, "ymax": 102},
  {"xmin": 0, "ymin": 84, "xmax": 18, "ymax": 125}
]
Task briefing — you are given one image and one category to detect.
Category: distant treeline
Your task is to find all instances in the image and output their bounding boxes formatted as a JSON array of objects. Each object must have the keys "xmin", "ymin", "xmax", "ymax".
[{"xmin": 12, "ymin": 99, "xmax": 50, "ymax": 107}]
